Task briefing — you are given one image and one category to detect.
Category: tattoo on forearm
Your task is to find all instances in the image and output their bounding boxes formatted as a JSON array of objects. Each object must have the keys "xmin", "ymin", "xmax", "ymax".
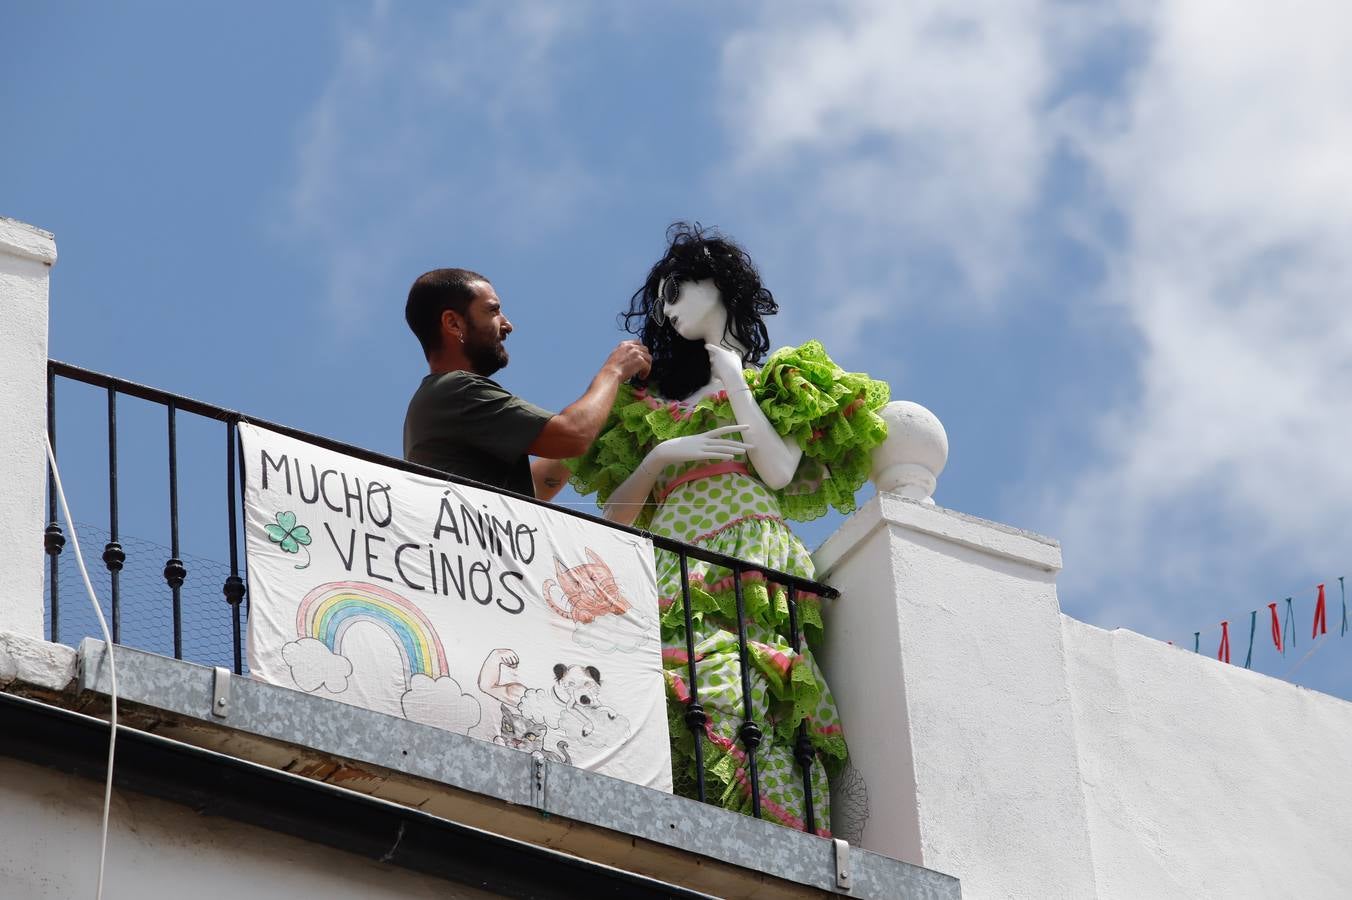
[{"xmin": 544, "ymin": 477, "xmax": 562, "ymax": 488}]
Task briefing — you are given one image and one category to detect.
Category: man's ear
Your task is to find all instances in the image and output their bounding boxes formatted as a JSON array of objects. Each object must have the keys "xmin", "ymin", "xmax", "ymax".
[{"xmin": 442, "ymin": 308, "xmax": 464, "ymax": 344}]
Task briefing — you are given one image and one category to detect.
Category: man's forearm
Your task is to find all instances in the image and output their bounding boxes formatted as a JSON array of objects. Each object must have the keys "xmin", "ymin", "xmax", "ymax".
[
  {"xmin": 531, "ymin": 458, "xmax": 571, "ymax": 500},
  {"xmin": 527, "ymin": 367, "xmax": 625, "ymax": 459},
  {"xmin": 527, "ymin": 341, "xmax": 650, "ymax": 460},
  {"xmin": 559, "ymin": 368, "xmax": 625, "ymax": 442}
]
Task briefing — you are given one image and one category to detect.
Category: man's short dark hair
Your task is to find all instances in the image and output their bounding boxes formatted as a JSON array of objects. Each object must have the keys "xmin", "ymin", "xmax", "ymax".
[{"xmin": 405, "ymin": 268, "xmax": 489, "ymax": 359}]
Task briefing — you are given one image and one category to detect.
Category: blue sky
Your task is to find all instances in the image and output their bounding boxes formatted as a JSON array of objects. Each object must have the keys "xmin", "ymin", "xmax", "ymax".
[{"xmin": 5, "ymin": 1, "xmax": 1351, "ymax": 698}]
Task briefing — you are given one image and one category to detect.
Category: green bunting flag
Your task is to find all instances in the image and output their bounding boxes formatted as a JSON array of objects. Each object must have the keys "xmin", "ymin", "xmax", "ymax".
[
  {"xmin": 1341, "ymin": 577, "xmax": 1348, "ymax": 638},
  {"xmin": 1283, "ymin": 597, "xmax": 1296, "ymax": 654}
]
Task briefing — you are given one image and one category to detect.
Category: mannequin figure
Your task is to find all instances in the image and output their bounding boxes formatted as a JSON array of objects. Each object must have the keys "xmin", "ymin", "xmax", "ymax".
[{"xmin": 569, "ymin": 223, "xmax": 889, "ymax": 832}]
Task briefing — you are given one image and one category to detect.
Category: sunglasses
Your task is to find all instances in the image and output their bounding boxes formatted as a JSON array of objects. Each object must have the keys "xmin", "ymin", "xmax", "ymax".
[{"xmin": 651, "ymin": 276, "xmax": 681, "ymax": 327}]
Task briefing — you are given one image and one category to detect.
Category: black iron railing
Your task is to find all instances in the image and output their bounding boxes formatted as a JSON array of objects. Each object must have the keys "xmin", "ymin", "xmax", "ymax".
[{"xmin": 44, "ymin": 359, "xmax": 837, "ymax": 835}]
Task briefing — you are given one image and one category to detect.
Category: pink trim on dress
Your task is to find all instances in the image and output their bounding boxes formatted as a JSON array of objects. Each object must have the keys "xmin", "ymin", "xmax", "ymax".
[
  {"xmin": 654, "ymin": 460, "xmax": 750, "ymax": 504},
  {"xmin": 750, "ymin": 642, "xmax": 794, "ymax": 677},
  {"xmin": 699, "ymin": 724, "xmax": 816, "ymax": 833},
  {"xmin": 663, "ymin": 671, "xmax": 832, "ymax": 836},
  {"xmin": 691, "ymin": 512, "xmax": 784, "ymax": 544}
]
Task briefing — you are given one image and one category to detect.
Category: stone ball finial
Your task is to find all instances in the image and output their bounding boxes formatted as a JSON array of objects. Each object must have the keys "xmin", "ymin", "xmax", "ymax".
[{"xmin": 870, "ymin": 401, "xmax": 948, "ymax": 504}]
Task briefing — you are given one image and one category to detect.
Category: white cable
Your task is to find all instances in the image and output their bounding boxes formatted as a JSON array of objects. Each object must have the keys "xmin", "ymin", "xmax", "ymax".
[
  {"xmin": 1283, "ymin": 632, "xmax": 1329, "ymax": 679},
  {"xmin": 44, "ymin": 434, "xmax": 117, "ymax": 900}
]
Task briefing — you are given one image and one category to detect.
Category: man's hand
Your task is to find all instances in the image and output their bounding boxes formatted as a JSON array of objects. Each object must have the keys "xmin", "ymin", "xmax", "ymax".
[
  {"xmin": 527, "ymin": 341, "xmax": 652, "ymax": 460},
  {"xmin": 605, "ymin": 340, "xmax": 652, "ymax": 381}
]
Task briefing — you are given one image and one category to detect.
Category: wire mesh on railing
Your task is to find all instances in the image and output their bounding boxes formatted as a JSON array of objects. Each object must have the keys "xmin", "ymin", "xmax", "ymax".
[
  {"xmin": 44, "ymin": 358, "xmax": 840, "ymax": 836},
  {"xmin": 43, "ymin": 522, "xmax": 247, "ymax": 673}
]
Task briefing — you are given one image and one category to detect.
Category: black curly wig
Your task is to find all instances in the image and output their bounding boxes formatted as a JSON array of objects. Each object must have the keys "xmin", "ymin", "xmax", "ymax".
[{"xmin": 622, "ymin": 222, "xmax": 779, "ymax": 400}]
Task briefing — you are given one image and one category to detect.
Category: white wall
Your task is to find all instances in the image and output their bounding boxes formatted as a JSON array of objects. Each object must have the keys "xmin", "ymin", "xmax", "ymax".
[
  {"xmin": 817, "ymin": 492, "xmax": 1352, "ymax": 899},
  {"xmin": 1063, "ymin": 619, "xmax": 1352, "ymax": 899},
  {"xmin": 0, "ymin": 756, "xmax": 491, "ymax": 899},
  {"xmin": 0, "ymin": 216, "xmax": 56, "ymax": 639},
  {"xmin": 815, "ymin": 495, "xmax": 1099, "ymax": 899}
]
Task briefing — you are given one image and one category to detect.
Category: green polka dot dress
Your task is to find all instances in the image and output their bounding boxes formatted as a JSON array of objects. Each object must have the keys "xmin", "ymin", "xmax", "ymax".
[{"xmin": 567, "ymin": 341, "xmax": 890, "ymax": 834}]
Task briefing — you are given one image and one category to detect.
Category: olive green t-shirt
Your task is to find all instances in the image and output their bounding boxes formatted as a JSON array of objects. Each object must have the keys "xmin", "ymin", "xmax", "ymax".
[{"xmin": 402, "ymin": 371, "xmax": 554, "ymax": 497}]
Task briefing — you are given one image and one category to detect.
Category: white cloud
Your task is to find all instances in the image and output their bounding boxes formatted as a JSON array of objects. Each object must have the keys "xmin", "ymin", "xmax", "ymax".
[
  {"xmin": 276, "ymin": 0, "xmax": 1352, "ymax": 657},
  {"xmin": 718, "ymin": 0, "xmax": 1060, "ymax": 347},
  {"xmin": 566, "ymin": 606, "xmax": 656, "ymax": 655},
  {"xmin": 401, "ymin": 673, "xmax": 483, "ymax": 735},
  {"xmin": 717, "ymin": 1, "xmax": 1352, "ymax": 651},
  {"xmin": 1051, "ymin": 1, "xmax": 1352, "ymax": 627},
  {"xmin": 282, "ymin": 637, "xmax": 352, "ymax": 693},
  {"xmin": 281, "ymin": 1, "xmax": 597, "ymax": 326}
]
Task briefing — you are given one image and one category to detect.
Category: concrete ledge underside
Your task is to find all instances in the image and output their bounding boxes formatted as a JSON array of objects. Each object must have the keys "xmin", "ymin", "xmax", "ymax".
[
  {"xmin": 0, "ymin": 691, "xmax": 707, "ymax": 899},
  {"xmin": 3, "ymin": 636, "xmax": 957, "ymax": 899}
]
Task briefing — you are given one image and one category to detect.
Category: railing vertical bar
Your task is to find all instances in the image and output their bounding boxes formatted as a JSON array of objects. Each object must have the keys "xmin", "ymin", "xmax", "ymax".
[
  {"xmin": 43, "ymin": 366, "xmax": 64, "ymax": 643},
  {"xmin": 164, "ymin": 402, "xmax": 186, "ymax": 659},
  {"xmin": 223, "ymin": 418, "xmax": 246, "ymax": 674},
  {"xmin": 678, "ymin": 551, "xmax": 707, "ymax": 802},
  {"xmin": 785, "ymin": 584, "xmax": 817, "ymax": 835},
  {"xmin": 732, "ymin": 565, "xmax": 763, "ymax": 818},
  {"xmin": 102, "ymin": 387, "xmax": 124, "ymax": 643}
]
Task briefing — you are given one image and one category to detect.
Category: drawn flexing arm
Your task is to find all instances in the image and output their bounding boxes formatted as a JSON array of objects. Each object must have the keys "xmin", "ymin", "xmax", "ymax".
[{"xmin": 477, "ymin": 648, "xmax": 527, "ymax": 705}]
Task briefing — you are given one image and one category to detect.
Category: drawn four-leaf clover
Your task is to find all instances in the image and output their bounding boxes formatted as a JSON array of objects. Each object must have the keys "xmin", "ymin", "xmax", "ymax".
[{"xmin": 266, "ymin": 510, "xmax": 312, "ymax": 569}]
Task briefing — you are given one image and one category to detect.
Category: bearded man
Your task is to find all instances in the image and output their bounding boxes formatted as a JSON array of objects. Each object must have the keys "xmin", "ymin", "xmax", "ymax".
[{"xmin": 402, "ymin": 268, "xmax": 650, "ymax": 499}]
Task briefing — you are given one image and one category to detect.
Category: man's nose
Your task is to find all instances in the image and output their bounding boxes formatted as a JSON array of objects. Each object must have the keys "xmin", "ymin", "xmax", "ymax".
[{"xmin": 502, "ymin": 317, "xmax": 513, "ymax": 334}]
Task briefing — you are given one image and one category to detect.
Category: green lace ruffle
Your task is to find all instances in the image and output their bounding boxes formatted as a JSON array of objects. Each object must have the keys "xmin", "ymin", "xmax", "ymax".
[{"xmin": 566, "ymin": 340, "xmax": 890, "ymax": 523}]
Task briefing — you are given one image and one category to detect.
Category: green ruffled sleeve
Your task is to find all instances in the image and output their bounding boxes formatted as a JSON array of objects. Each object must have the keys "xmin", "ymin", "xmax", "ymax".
[
  {"xmin": 751, "ymin": 340, "xmax": 890, "ymax": 521},
  {"xmin": 568, "ymin": 342, "xmax": 889, "ymax": 525},
  {"xmin": 565, "ymin": 384, "xmax": 662, "ymax": 530}
]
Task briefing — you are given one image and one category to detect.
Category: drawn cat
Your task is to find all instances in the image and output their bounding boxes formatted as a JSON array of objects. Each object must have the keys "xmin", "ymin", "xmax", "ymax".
[
  {"xmin": 543, "ymin": 548, "xmax": 632, "ymax": 625},
  {"xmin": 493, "ymin": 701, "xmax": 570, "ymax": 764}
]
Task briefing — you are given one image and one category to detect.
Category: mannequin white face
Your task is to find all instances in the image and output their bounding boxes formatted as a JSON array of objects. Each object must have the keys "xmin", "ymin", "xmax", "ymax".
[{"xmin": 661, "ymin": 278, "xmax": 728, "ymax": 344}]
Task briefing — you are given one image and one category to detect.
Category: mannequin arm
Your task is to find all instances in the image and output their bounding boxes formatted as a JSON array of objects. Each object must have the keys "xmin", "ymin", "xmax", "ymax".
[
  {"xmin": 599, "ymin": 462, "xmax": 662, "ymax": 527},
  {"xmin": 708, "ymin": 344, "xmax": 802, "ymax": 490},
  {"xmin": 600, "ymin": 425, "xmax": 752, "ymax": 526}
]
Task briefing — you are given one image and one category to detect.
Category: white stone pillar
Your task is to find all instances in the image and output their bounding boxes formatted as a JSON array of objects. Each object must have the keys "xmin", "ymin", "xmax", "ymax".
[
  {"xmin": 813, "ymin": 402, "xmax": 1098, "ymax": 898},
  {"xmin": 0, "ymin": 217, "xmax": 57, "ymax": 638}
]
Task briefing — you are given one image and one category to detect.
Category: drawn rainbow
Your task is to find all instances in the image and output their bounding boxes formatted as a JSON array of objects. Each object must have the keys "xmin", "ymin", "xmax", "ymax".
[{"xmin": 296, "ymin": 581, "xmax": 449, "ymax": 680}]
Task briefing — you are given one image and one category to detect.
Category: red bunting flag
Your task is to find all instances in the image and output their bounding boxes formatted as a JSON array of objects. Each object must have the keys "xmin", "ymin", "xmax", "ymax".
[
  {"xmin": 1217, "ymin": 620, "xmax": 1231, "ymax": 664},
  {"xmin": 1313, "ymin": 583, "xmax": 1327, "ymax": 638},
  {"xmin": 1269, "ymin": 602, "xmax": 1282, "ymax": 652}
]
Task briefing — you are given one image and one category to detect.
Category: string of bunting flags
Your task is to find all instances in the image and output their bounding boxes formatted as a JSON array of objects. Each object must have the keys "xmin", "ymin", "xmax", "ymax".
[{"xmin": 1174, "ymin": 576, "xmax": 1349, "ymax": 673}]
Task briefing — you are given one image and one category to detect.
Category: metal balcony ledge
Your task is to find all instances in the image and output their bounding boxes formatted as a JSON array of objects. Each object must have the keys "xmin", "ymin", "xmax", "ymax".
[{"xmin": 0, "ymin": 636, "xmax": 958, "ymax": 898}]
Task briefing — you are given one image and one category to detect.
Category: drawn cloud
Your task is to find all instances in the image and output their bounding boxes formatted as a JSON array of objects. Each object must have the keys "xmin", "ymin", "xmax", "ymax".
[
  {"xmin": 570, "ymin": 608, "xmax": 655, "ymax": 655},
  {"xmin": 567, "ymin": 708, "xmax": 631, "ymax": 753},
  {"xmin": 282, "ymin": 637, "xmax": 352, "ymax": 693},
  {"xmin": 401, "ymin": 673, "xmax": 483, "ymax": 735}
]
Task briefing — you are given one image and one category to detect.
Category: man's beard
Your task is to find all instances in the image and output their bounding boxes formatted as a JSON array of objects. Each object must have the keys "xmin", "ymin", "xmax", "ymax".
[{"xmin": 465, "ymin": 326, "xmax": 509, "ymax": 376}]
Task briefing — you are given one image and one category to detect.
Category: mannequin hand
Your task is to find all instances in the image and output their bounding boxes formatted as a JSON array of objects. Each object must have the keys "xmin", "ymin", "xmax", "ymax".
[
  {"xmin": 642, "ymin": 425, "xmax": 754, "ymax": 474},
  {"xmin": 705, "ymin": 343, "xmax": 748, "ymax": 391}
]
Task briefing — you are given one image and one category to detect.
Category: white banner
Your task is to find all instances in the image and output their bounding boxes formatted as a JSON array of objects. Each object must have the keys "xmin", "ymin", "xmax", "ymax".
[{"xmin": 240, "ymin": 423, "xmax": 671, "ymax": 791}]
